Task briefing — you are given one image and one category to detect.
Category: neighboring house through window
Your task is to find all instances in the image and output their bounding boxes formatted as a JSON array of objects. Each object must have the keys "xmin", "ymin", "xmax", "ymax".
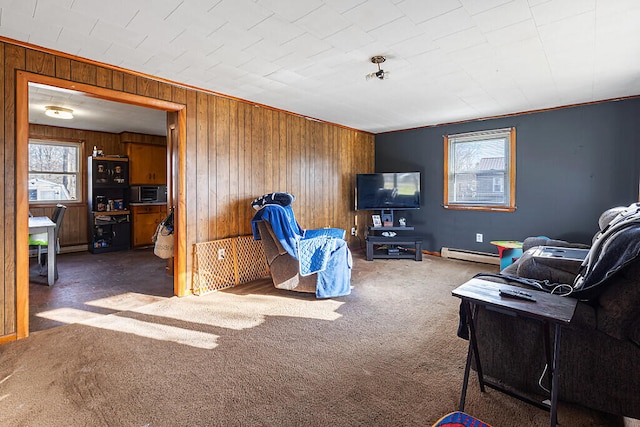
[
  {"xmin": 29, "ymin": 139, "xmax": 82, "ymax": 203},
  {"xmin": 443, "ymin": 127, "xmax": 516, "ymax": 212}
]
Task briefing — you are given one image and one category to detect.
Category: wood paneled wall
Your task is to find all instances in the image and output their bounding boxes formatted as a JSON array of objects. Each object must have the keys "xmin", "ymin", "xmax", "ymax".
[{"xmin": 0, "ymin": 39, "xmax": 374, "ymax": 341}]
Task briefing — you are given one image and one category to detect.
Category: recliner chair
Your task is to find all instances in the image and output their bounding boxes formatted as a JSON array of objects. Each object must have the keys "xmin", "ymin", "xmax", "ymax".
[
  {"xmin": 250, "ymin": 194, "xmax": 351, "ymax": 298},
  {"xmin": 255, "ymin": 220, "xmax": 317, "ymax": 293}
]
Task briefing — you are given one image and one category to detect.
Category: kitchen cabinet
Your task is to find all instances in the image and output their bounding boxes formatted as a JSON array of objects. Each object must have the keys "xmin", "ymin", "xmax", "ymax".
[
  {"xmin": 127, "ymin": 143, "xmax": 167, "ymax": 185},
  {"xmin": 131, "ymin": 204, "xmax": 167, "ymax": 248}
]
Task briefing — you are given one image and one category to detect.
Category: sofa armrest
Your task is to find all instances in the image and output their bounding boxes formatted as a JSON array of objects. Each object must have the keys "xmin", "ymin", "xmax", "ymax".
[
  {"xmin": 596, "ymin": 260, "xmax": 640, "ymax": 342},
  {"xmin": 502, "ymin": 249, "xmax": 581, "ymax": 285},
  {"xmin": 257, "ymin": 221, "xmax": 287, "ymax": 265},
  {"xmin": 522, "ymin": 236, "xmax": 590, "ymax": 252}
]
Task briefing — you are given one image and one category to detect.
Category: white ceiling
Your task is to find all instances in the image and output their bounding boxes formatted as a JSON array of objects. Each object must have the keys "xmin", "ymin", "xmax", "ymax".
[
  {"xmin": 29, "ymin": 83, "xmax": 167, "ymax": 135},
  {"xmin": 4, "ymin": 0, "xmax": 640, "ymax": 134}
]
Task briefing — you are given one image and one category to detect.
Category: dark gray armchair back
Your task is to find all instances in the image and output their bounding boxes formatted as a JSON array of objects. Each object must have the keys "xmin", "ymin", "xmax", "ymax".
[{"xmin": 51, "ymin": 204, "xmax": 67, "ymax": 248}]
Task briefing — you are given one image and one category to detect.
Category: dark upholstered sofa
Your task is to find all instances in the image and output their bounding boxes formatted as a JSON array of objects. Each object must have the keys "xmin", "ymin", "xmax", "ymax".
[{"xmin": 470, "ymin": 206, "xmax": 640, "ymax": 419}]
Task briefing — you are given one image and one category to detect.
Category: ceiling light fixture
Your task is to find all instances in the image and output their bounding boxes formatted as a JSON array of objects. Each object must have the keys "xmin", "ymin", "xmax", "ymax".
[
  {"xmin": 366, "ymin": 56, "xmax": 390, "ymax": 80},
  {"xmin": 44, "ymin": 105, "xmax": 74, "ymax": 120}
]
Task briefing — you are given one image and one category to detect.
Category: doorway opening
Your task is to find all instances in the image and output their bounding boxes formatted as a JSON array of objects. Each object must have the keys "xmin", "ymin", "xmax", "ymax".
[{"xmin": 17, "ymin": 71, "xmax": 187, "ymax": 338}]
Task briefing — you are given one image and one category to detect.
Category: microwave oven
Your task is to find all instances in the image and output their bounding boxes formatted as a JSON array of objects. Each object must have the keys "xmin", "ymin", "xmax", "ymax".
[{"xmin": 130, "ymin": 185, "xmax": 167, "ymax": 203}]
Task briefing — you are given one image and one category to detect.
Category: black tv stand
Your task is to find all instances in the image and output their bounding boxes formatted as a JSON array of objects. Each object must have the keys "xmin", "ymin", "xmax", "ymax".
[{"xmin": 366, "ymin": 226, "xmax": 422, "ymax": 261}]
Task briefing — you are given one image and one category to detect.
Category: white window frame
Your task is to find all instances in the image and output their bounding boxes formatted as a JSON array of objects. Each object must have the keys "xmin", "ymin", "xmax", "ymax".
[
  {"xmin": 443, "ymin": 127, "xmax": 516, "ymax": 212},
  {"xmin": 28, "ymin": 138, "xmax": 83, "ymax": 204}
]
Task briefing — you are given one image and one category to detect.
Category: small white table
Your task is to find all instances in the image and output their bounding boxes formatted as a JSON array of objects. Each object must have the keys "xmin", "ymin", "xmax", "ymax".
[{"xmin": 29, "ymin": 216, "xmax": 56, "ymax": 286}]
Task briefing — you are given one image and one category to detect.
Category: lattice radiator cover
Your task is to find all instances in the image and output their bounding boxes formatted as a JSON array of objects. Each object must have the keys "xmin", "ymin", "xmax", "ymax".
[{"xmin": 192, "ymin": 235, "xmax": 269, "ymax": 295}]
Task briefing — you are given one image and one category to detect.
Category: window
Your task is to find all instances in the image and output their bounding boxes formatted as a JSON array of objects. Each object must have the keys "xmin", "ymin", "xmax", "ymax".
[
  {"xmin": 29, "ymin": 139, "xmax": 82, "ymax": 203},
  {"xmin": 444, "ymin": 127, "xmax": 515, "ymax": 211}
]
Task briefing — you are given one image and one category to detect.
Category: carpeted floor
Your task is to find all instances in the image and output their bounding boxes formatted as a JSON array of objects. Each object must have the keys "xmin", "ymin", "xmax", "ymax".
[{"xmin": 1, "ymin": 253, "xmax": 624, "ymax": 426}]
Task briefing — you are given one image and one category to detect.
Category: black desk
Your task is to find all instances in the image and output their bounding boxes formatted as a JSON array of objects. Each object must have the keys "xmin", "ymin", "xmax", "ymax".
[{"xmin": 452, "ymin": 278, "xmax": 578, "ymax": 427}]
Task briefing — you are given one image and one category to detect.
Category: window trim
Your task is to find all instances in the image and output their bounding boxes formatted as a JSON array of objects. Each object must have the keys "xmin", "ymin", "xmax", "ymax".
[
  {"xmin": 28, "ymin": 137, "xmax": 84, "ymax": 205},
  {"xmin": 443, "ymin": 127, "xmax": 516, "ymax": 212}
]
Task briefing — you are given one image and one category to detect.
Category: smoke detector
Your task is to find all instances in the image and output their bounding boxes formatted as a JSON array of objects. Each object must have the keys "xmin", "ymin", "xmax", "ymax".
[{"xmin": 366, "ymin": 56, "xmax": 390, "ymax": 80}]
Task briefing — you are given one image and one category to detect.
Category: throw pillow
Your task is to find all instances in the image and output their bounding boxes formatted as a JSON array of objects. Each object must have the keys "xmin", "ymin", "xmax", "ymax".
[{"xmin": 251, "ymin": 192, "xmax": 295, "ymax": 210}]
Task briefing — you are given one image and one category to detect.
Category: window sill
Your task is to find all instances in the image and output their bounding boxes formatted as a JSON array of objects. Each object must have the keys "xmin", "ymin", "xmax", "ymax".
[
  {"xmin": 29, "ymin": 201, "xmax": 84, "ymax": 208},
  {"xmin": 443, "ymin": 204, "xmax": 516, "ymax": 213}
]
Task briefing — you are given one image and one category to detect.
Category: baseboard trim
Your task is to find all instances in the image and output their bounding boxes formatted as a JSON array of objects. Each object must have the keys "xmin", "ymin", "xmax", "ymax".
[
  {"xmin": 423, "ymin": 250, "xmax": 440, "ymax": 257},
  {"xmin": 60, "ymin": 245, "xmax": 89, "ymax": 254},
  {"xmin": 0, "ymin": 333, "xmax": 17, "ymax": 344},
  {"xmin": 29, "ymin": 244, "xmax": 89, "ymax": 258}
]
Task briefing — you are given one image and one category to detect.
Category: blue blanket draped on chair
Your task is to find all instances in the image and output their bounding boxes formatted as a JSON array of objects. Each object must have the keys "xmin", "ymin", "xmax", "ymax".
[
  {"xmin": 252, "ymin": 205, "xmax": 351, "ymax": 298},
  {"xmin": 251, "ymin": 204, "xmax": 302, "ymax": 256}
]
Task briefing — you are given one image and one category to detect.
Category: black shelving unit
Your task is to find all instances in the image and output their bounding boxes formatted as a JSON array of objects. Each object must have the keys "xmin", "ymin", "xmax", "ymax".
[
  {"xmin": 87, "ymin": 156, "xmax": 131, "ymax": 253},
  {"xmin": 366, "ymin": 226, "xmax": 422, "ymax": 261}
]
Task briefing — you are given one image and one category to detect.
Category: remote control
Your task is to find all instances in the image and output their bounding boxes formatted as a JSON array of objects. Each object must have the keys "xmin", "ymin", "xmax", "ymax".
[{"xmin": 499, "ymin": 288, "xmax": 537, "ymax": 302}]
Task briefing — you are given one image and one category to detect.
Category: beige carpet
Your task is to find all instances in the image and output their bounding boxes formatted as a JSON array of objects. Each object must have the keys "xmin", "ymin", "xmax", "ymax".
[{"xmin": 0, "ymin": 254, "xmax": 623, "ymax": 426}]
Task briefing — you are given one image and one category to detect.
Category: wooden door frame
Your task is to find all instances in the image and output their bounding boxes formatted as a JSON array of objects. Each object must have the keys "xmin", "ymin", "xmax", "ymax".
[{"xmin": 16, "ymin": 71, "xmax": 188, "ymax": 339}]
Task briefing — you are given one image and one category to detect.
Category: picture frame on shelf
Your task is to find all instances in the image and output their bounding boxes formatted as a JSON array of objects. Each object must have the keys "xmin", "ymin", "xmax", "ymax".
[{"xmin": 372, "ymin": 214, "xmax": 382, "ymax": 228}]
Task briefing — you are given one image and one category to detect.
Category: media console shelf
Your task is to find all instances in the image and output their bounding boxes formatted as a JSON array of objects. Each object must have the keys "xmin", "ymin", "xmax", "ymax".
[{"xmin": 366, "ymin": 226, "xmax": 423, "ymax": 261}]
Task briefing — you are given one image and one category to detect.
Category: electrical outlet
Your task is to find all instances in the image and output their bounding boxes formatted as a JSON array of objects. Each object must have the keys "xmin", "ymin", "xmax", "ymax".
[
  {"xmin": 351, "ymin": 227, "xmax": 356, "ymax": 236},
  {"xmin": 217, "ymin": 248, "xmax": 226, "ymax": 260},
  {"xmin": 476, "ymin": 233, "xmax": 483, "ymax": 243}
]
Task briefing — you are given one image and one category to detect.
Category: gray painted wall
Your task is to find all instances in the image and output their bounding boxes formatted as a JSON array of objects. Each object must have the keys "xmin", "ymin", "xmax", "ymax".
[{"xmin": 374, "ymin": 98, "xmax": 640, "ymax": 254}]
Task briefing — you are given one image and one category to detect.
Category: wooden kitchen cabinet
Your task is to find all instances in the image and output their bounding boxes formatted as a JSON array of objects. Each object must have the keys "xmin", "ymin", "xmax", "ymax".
[
  {"xmin": 131, "ymin": 204, "xmax": 167, "ymax": 248},
  {"xmin": 127, "ymin": 143, "xmax": 167, "ymax": 185}
]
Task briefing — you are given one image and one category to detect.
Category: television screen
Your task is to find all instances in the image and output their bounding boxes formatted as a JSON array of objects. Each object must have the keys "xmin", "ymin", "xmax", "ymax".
[{"xmin": 356, "ymin": 172, "xmax": 421, "ymax": 210}]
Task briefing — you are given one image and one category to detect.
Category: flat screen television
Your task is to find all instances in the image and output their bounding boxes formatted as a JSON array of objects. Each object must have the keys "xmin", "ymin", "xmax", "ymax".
[{"xmin": 356, "ymin": 172, "xmax": 421, "ymax": 211}]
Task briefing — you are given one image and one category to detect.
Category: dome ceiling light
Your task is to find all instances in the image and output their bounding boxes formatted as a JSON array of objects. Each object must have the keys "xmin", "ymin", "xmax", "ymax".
[
  {"xmin": 366, "ymin": 55, "xmax": 390, "ymax": 80},
  {"xmin": 44, "ymin": 105, "xmax": 74, "ymax": 120}
]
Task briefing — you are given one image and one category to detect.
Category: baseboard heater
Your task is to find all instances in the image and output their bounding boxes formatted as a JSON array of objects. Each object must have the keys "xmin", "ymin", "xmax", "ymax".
[
  {"xmin": 29, "ymin": 244, "xmax": 88, "ymax": 257},
  {"xmin": 60, "ymin": 245, "xmax": 90, "ymax": 254},
  {"xmin": 441, "ymin": 247, "xmax": 500, "ymax": 265}
]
